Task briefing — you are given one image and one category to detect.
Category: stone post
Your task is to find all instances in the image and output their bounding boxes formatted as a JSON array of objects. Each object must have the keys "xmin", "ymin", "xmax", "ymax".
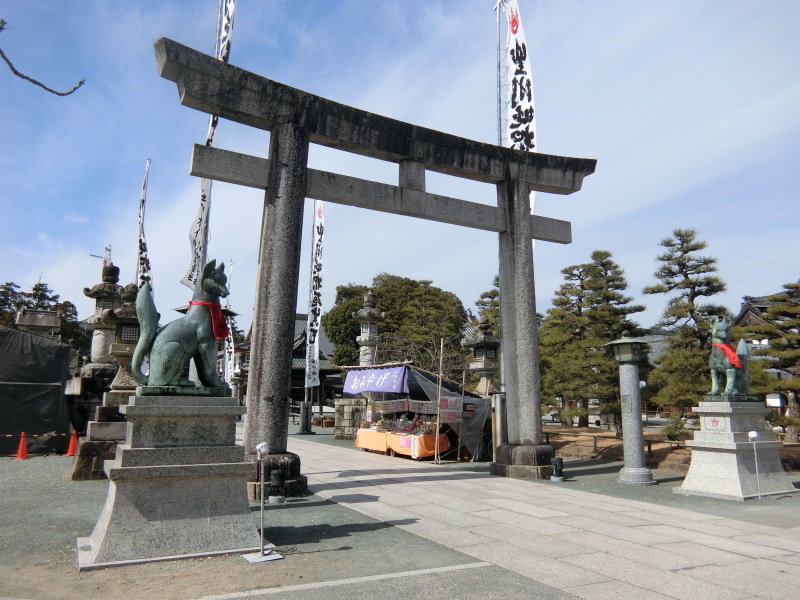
[
  {"xmin": 491, "ymin": 170, "xmax": 554, "ymax": 479},
  {"xmin": 243, "ymin": 122, "xmax": 309, "ymax": 496},
  {"xmin": 618, "ymin": 362, "xmax": 655, "ymax": 485}
]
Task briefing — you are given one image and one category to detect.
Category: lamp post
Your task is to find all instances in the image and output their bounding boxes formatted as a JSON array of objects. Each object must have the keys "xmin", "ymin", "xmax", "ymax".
[{"xmin": 605, "ymin": 332, "xmax": 656, "ymax": 486}]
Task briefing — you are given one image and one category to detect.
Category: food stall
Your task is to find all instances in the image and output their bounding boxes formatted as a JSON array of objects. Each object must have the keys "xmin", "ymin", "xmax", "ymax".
[{"xmin": 343, "ymin": 364, "xmax": 489, "ymax": 461}]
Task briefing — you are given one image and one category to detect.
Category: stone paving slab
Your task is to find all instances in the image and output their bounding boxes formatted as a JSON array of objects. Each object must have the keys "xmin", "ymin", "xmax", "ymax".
[
  {"xmin": 564, "ymin": 579, "xmax": 678, "ymax": 600},
  {"xmin": 289, "ymin": 432, "xmax": 800, "ymax": 600}
]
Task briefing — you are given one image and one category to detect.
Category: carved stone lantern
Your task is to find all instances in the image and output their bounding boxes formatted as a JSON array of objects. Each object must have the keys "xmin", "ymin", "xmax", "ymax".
[
  {"xmin": 82, "ymin": 264, "xmax": 123, "ymax": 371},
  {"xmin": 462, "ymin": 318, "xmax": 500, "ymax": 398},
  {"xmin": 104, "ymin": 283, "xmax": 141, "ymax": 397},
  {"xmin": 352, "ymin": 290, "xmax": 385, "ymax": 367}
]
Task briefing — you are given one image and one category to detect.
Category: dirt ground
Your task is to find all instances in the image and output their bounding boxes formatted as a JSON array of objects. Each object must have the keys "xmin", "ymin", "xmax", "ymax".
[
  {"xmin": 542, "ymin": 425, "xmax": 800, "ymax": 474},
  {"xmin": 0, "ymin": 455, "xmax": 477, "ymax": 600}
]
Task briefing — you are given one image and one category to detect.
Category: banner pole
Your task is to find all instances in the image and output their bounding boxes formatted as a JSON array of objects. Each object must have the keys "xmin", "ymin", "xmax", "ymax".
[{"xmin": 435, "ymin": 337, "xmax": 444, "ymax": 464}]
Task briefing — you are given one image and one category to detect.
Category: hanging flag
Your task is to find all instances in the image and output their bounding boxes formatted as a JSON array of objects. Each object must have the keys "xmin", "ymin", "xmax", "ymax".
[
  {"xmin": 504, "ymin": 0, "xmax": 537, "ymax": 153},
  {"xmin": 305, "ymin": 201, "xmax": 325, "ymax": 389},
  {"xmin": 181, "ymin": 0, "xmax": 237, "ymax": 289},
  {"xmin": 223, "ymin": 260, "xmax": 236, "ymax": 384},
  {"xmin": 102, "ymin": 245, "xmax": 112, "ymax": 268},
  {"xmin": 136, "ymin": 159, "xmax": 153, "ymax": 289}
]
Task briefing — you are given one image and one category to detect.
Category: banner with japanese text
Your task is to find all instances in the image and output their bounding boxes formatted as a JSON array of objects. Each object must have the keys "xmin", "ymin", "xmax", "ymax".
[
  {"xmin": 181, "ymin": 0, "xmax": 236, "ymax": 288},
  {"xmin": 505, "ymin": 0, "xmax": 537, "ymax": 152},
  {"xmin": 136, "ymin": 158, "xmax": 153, "ymax": 290},
  {"xmin": 305, "ymin": 200, "xmax": 324, "ymax": 388}
]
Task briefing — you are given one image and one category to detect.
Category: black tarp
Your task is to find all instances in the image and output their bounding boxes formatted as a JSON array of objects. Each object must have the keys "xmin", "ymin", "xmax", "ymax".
[
  {"xmin": 0, "ymin": 327, "xmax": 72, "ymax": 454},
  {"xmin": 0, "ymin": 326, "xmax": 71, "ymax": 382},
  {"xmin": 406, "ymin": 368, "xmax": 490, "ymax": 460}
]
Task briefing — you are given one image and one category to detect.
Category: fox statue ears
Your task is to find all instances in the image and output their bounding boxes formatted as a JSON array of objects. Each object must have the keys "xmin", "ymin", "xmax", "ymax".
[{"xmin": 201, "ymin": 259, "xmax": 225, "ymax": 280}]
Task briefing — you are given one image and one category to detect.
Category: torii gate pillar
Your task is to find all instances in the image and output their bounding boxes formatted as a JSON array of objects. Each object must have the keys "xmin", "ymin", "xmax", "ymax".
[
  {"xmin": 494, "ymin": 172, "xmax": 551, "ymax": 478},
  {"xmin": 243, "ymin": 123, "xmax": 309, "ymax": 491},
  {"xmin": 155, "ymin": 37, "xmax": 596, "ymax": 484}
]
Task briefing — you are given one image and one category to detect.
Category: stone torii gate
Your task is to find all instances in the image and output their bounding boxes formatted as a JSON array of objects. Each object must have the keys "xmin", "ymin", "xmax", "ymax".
[{"xmin": 155, "ymin": 38, "xmax": 596, "ymax": 484}]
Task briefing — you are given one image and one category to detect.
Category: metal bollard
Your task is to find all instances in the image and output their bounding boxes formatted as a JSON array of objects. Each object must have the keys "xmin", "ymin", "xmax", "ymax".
[
  {"xmin": 269, "ymin": 469, "xmax": 286, "ymax": 504},
  {"xmin": 550, "ymin": 457, "xmax": 565, "ymax": 482}
]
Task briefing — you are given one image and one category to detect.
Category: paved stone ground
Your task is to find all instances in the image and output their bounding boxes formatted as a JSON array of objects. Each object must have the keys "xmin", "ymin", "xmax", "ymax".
[{"xmin": 2, "ymin": 424, "xmax": 800, "ymax": 600}]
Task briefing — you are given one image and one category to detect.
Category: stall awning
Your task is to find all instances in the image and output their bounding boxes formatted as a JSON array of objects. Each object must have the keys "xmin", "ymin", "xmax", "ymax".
[{"xmin": 343, "ymin": 365, "xmax": 409, "ymax": 394}]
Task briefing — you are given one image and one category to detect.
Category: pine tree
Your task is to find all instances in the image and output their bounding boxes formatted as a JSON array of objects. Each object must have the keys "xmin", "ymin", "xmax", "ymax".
[
  {"xmin": 643, "ymin": 228, "xmax": 728, "ymax": 338},
  {"xmin": 585, "ymin": 250, "xmax": 645, "ymax": 339},
  {"xmin": 475, "ymin": 275, "xmax": 500, "ymax": 335},
  {"xmin": 643, "ymin": 228, "xmax": 730, "ymax": 410},
  {"xmin": 0, "ymin": 281, "xmax": 24, "ymax": 327},
  {"xmin": 745, "ymin": 282, "xmax": 800, "ymax": 441},
  {"xmin": 539, "ymin": 251, "xmax": 643, "ymax": 427},
  {"xmin": 25, "ymin": 281, "xmax": 61, "ymax": 310},
  {"xmin": 56, "ymin": 299, "xmax": 89, "ymax": 353}
]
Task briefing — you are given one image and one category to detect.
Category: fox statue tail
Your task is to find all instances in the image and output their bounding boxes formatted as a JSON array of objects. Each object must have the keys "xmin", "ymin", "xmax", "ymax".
[
  {"xmin": 736, "ymin": 338, "xmax": 749, "ymax": 367},
  {"xmin": 131, "ymin": 282, "xmax": 160, "ymax": 385}
]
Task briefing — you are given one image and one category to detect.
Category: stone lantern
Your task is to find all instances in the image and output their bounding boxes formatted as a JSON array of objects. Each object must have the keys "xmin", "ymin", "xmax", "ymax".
[
  {"xmin": 334, "ymin": 291, "xmax": 386, "ymax": 441},
  {"xmin": 605, "ymin": 331, "xmax": 655, "ymax": 486},
  {"xmin": 104, "ymin": 283, "xmax": 140, "ymax": 396},
  {"xmin": 462, "ymin": 318, "xmax": 500, "ymax": 398},
  {"xmin": 82, "ymin": 264, "xmax": 123, "ymax": 371},
  {"xmin": 352, "ymin": 290, "xmax": 385, "ymax": 367}
]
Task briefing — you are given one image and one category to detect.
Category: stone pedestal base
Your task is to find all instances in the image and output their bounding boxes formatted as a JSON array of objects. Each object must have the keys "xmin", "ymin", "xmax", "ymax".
[
  {"xmin": 334, "ymin": 398, "xmax": 366, "ymax": 440},
  {"xmin": 490, "ymin": 443, "xmax": 554, "ymax": 480},
  {"xmin": 246, "ymin": 452, "xmax": 308, "ymax": 500},
  {"xmin": 619, "ymin": 467, "xmax": 657, "ymax": 486},
  {"xmin": 77, "ymin": 395, "xmax": 259, "ymax": 570},
  {"xmin": 70, "ymin": 392, "xmax": 132, "ymax": 482},
  {"xmin": 136, "ymin": 384, "xmax": 231, "ymax": 397},
  {"xmin": 675, "ymin": 400, "xmax": 799, "ymax": 501}
]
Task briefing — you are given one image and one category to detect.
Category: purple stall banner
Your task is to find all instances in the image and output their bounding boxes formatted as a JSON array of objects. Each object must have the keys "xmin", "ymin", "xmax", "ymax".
[{"xmin": 344, "ymin": 366, "xmax": 409, "ymax": 394}]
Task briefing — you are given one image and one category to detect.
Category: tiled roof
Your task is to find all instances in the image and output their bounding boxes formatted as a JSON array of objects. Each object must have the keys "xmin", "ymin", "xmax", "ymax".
[{"xmin": 294, "ymin": 314, "xmax": 335, "ymax": 357}]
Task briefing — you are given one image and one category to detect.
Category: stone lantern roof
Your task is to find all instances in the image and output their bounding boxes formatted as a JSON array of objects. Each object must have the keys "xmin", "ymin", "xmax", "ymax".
[
  {"xmin": 83, "ymin": 264, "xmax": 122, "ymax": 300},
  {"xmin": 462, "ymin": 318, "xmax": 499, "ymax": 350}
]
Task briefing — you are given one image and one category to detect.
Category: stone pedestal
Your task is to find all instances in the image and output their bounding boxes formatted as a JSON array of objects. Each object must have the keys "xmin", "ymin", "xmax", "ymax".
[
  {"xmin": 77, "ymin": 394, "xmax": 259, "ymax": 570},
  {"xmin": 334, "ymin": 397, "xmax": 367, "ymax": 440},
  {"xmin": 675, "ymin": 399, "xmax": 799, "ymax": 501},
  {"xmin": 490, "ymin": 443, "xmax": 554, "ymax": 479},
  {"xmin": 246, "ymin": 452, "xmax": 307, "ymax": 501},
  {"xmin": 71, "ymin": 391, "xmax": 132, "ymax": 481}
]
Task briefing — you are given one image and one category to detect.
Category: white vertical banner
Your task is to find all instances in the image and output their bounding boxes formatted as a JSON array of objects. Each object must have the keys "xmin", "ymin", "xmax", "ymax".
[
  {"xmin": 223, "ymin": 260, "xmax": 235, "ymax": 384},
  {"xmin": 305, "ymin": 201, "xmax": 325, "ymax": 389},
  {"xmin": 181, "ymin": 0, "xmax": 236, "ymax": 289},
  {"xmin": 504, "ymin": 0, "xmax": 537, "ymax": 152},
  {"xmin": 136, "ymin": 158, "xmax": 153, "ymax": 290},
  {"xmin": 504, "ymin": 0, "xmax": 538, "ymax": 240}
]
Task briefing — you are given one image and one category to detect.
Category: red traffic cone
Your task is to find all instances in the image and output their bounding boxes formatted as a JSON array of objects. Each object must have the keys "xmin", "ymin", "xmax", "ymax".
[
  {"xmin": 66, "ymin": 430, "xmax": 79, "ymax": 456},
  {"xmin": 14, "ymin": 432, "xmax": 28, "ymax": 460}
]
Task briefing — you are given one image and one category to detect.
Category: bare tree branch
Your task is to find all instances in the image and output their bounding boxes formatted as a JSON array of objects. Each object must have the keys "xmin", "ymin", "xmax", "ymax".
[{"xmin": 0, "ymin": 19, "xmax": 85, "ymax": 96}]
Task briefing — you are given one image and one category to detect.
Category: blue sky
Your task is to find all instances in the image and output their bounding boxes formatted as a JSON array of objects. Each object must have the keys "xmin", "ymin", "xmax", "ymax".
[{"xmin": 2, "ymin": 0, "xmax": 798, "ymax": 333}]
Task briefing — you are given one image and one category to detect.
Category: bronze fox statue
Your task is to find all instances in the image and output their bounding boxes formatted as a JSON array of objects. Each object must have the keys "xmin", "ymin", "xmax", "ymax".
[
  {"xmin": 132, "ymin": 259, "xmax": 229, "ymax": 388},
  {"xmin": 708, "ymin": 315, "xmax": 749, "ymax": 396}
]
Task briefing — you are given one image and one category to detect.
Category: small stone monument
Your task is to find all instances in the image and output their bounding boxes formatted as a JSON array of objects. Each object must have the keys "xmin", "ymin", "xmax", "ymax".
[
  {"xmin": 676, "ymin": 316, "xmax": 798, "ymax": 500},
  {"xmin": 78, "ymin": 260, "xmax": 260, "ymax": 569}
]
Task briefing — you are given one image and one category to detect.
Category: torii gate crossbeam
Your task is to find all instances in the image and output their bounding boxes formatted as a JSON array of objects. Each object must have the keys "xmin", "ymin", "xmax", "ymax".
[{"xmin": 155, "ymin": 37, "xmax": 596, "ymax": 483}]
